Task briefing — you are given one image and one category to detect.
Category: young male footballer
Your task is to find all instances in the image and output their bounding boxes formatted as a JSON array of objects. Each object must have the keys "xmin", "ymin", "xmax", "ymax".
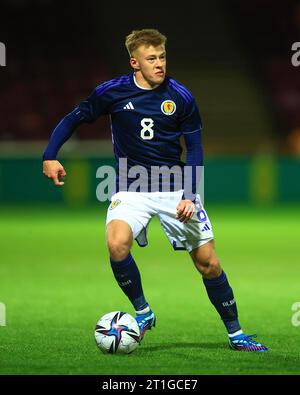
[{"xmin": 43, "ymin": 29, "xmax": 268, "ymax": 352}]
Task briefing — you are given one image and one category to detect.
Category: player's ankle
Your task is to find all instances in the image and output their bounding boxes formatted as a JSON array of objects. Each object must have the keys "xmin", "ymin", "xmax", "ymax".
[
  {"xmin": 228, "ymin": 329, "xmax": 244, "ymax": 338},
  {"xmin": 135, "ymin": 305, "xmax": 150, "ymax": 315}
]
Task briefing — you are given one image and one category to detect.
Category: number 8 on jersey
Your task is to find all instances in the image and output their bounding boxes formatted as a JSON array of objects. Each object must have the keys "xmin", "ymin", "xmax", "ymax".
[{"xmin": 140, "ymin": 118, "xmax": 154, "ymax": 140}]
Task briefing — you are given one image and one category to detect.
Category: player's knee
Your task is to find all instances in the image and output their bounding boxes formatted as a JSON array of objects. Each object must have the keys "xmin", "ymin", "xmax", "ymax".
[
  {"xmin": 193, "ymin": 254, "xmax": 222, "ymax": 279},
  {"xmin": 106, "ymin": 220, "xmax": 133, "ymax": 261},
  {"xmin": 107, "ymin": 237, "xmax": 131, "ymax": 261},
  {"xmin": 190, "ymin": 241, "xmax": 222, "ymax": 278},
  {"xmin": 199, "ymin": 262, "xmax": 222, "ymax": 279}
]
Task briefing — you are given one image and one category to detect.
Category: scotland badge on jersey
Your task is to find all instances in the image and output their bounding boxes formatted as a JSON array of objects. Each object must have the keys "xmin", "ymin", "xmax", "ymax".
[{"xmin": 161, "ymin": 100, "xmax": 176, "ymax": 115}]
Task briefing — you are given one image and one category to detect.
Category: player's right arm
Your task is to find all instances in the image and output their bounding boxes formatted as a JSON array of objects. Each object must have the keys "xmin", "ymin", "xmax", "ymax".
[{"xmin": 42, "ymin": 86, "xmax": 109, "ymax": 186}]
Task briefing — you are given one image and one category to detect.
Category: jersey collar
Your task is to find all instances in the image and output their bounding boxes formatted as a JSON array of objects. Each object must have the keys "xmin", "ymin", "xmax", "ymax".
[
  {"xmin": 133, "ymin": 73, "xmax": 153, "ymax": 90},
  {"xmin": 131, "ymin": 72, "xmax": 167, "ymax": 91}
]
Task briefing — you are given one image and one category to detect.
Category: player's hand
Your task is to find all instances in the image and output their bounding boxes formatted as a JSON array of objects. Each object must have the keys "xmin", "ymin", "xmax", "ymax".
[
  {"xmin": 176, "ymin": 199, "xmax": 195, "ymax": 224},
  {"xmin": 43, "ymin": 160, "xmax": 67, "ymax": 186}
]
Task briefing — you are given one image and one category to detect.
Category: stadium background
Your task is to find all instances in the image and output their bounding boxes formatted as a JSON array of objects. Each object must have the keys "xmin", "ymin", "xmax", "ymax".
[{"xmin": 0, "ymin": 0, "xmax": 300, "ymax": 375}]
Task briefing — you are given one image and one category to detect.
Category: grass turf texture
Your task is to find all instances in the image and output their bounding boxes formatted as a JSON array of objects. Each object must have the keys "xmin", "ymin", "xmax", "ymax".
[{"xmin": 0, "ymin": 204, "xmax": 300, "ymax": 375}]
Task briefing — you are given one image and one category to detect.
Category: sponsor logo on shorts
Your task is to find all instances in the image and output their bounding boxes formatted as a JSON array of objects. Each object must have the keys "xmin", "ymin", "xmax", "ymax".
[
  {"xmin": 201, "ymin": 224, "xmax": 210, "ymax": 232},
  {"xmin": 161, "ymin": 100, "xmax": 176, "ymax": 115},
  {"xmin": 109, "ymin": 199, "xmax": 121, "ymax": 210},
  {"xmin": 197, "ymin": 209, "xmax": 207, "ymax": 223}
]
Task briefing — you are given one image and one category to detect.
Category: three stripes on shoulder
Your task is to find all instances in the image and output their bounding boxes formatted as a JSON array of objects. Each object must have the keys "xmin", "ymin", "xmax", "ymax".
[{"xmin": 123, "ymin": 102, "xmax": 134, "ymax": 110}]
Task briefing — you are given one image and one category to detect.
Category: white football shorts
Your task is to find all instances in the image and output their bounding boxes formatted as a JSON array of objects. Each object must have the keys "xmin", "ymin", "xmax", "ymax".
[{"xmin": 105, "ymin": 190, "xmax": 214, "ymax": 252}]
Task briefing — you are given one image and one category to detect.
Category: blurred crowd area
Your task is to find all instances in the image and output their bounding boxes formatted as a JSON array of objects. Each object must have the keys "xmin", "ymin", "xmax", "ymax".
[
  {"xmin": 0, "ymin": 0, "xmax": 299, "ymax": 154},
  {"xmin": 0, "ymin": 0, "xmax": 112, "ymax": 142},
  {"xmin": 230, "ymin": 0, "xmax": 300, "ymax": 154},
  {"xmin": 0, "ymin": 58, "xmax": 111, "ymax": 140}
]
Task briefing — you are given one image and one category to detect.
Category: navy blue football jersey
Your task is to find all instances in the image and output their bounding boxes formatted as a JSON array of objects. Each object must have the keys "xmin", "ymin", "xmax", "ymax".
[{"xmin": 75, "ymin": 72, "xmax": 202, "ymax": 192}]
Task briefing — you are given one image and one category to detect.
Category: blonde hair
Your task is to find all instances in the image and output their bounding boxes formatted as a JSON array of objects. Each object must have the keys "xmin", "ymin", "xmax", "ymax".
[{"xmin": 125, "ymin": 29, "xmax": 167, "ymax": 56}]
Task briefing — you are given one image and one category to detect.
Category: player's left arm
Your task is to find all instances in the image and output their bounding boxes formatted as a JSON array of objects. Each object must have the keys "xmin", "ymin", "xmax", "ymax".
[
  {"xmin": 176, "ymin": 130, "xmax": 202, "ymax": 223},
  {"xmin": 176, "ymin": 199, "xmax": 196, "ymax": 224},
  {"xmin": 176, "ymin": 97, "xmax": 203, "ymax": 223}
]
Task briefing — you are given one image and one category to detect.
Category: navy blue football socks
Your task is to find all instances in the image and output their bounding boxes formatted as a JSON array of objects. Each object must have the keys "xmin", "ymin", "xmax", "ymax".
[
  {"xmin": 202, "ymin": 271, "xmax": 241, "ymax": 334},
  {"xmin": 110, "ymin": 253, "xmax": 148, "ymax": 311}
]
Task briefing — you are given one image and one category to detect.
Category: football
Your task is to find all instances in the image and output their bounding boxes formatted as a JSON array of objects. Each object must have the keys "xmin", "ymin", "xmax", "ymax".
[{"xmin": 94, "ymin": 311, "xmax": 141, "ymax": 354}]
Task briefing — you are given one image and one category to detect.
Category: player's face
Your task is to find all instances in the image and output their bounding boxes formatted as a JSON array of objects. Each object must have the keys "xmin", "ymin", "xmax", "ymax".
[{"xmin": 130, "ymin": 45, "xmax": 166, "ymax": 89}]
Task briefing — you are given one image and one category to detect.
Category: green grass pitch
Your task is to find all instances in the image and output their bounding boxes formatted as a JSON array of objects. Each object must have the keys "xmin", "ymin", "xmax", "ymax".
[{"xmin": 0, "ymin": 204, "xmax": 300, "ymax": 375}]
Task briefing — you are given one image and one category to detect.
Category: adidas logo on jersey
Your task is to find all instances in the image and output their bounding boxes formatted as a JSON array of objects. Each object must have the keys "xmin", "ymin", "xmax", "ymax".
[
  {"xmin": 123, "ymin": 102, "xmax": 134, "ymax": 110},
  {"xmin": 201, "ymin": 224, "xmax": 210, "ymax": 232}
]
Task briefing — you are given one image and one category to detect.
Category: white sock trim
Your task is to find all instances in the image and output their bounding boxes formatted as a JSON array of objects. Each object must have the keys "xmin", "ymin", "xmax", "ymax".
[
  {"xmin": 228, "ymin": 329, "xmax": 244, "ymax": 338},
  {"xmin": 135, "ymin": 306, "xmax": 150, "ymax": 315}
]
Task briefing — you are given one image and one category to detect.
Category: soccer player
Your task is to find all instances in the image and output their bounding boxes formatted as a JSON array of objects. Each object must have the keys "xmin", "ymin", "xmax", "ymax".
[{"xmin": 43, "ymin": 29, "xmax": 268, "ymax": 352}]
